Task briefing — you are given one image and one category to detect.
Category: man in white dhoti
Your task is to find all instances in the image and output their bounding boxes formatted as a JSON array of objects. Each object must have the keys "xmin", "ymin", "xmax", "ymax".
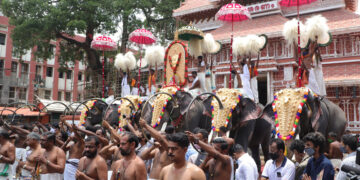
[
  {"xmin": 37, "ymin": 132, "xmax": 66, "ymax": 180},
  {"xmin": 148, "ymin": 63, "xmax": 158, "ymax": 95},
  {"xmin": 238, "ymin": 59, "xmax": 254, "ymax": 100},
  {"xmin": 249, "ymin": 57, "xmax": 260, "ymax": 103},
  {"xmin": 189, "ymin": 71, "xmax": 205, "ymax": 97},
  {"xmin": 0, "ymin": 130, "xmax": 15, "ymax": 180},
  {"xmin": 302, "ymin": 39, "xmax": 326, "ymax": 96},
  {"xmin": 120, "ymin": 69, "xmax": 131, "ymax": 97}
]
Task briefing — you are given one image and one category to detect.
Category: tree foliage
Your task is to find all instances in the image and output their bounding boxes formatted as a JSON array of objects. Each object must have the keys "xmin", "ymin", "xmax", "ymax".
[{"xmin": 1, "ymin": 0, "xmax": 182, "ymax": 73}]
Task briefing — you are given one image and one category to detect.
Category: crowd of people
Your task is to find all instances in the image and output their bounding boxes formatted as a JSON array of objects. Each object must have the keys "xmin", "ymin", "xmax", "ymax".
[{"xmin": 0, "ymin": 114, "xmax": 358, "ymax": 180}]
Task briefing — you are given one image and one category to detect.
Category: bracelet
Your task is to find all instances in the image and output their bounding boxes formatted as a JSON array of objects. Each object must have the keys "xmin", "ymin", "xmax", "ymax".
[
  {"xmin": 0, "ymin": 155, "xmax": 3, "ymax": 160},
  {"xmin": 23, "ymin": 164, "xmax": 27, "ymax": 169},
  {"xmin": 46, "ymin": 160, "xmax": 50, "ymax": 165}
]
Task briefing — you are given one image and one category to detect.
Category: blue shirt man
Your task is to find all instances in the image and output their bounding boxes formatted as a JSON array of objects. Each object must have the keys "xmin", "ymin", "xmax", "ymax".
[
  {"xmin": 302, "ymin": 132, "xmax": 334, "ymax": 180},
  {"xmin": 303, "ymin": 154, "xmax": 334, "ymax": 180}
]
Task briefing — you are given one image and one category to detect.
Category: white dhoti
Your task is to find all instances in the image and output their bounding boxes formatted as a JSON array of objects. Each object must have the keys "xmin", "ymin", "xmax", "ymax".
[
  {"xmin": 313, "ymin": 63, "xmax": 326, "ymax": 96},
  {"xmin": 205, "ymin": 77, "xmax": 211, "ymax": 93},
  {"xmin": 250, "ymin": 77, "xmax": 259, "ymax": 103},
  {"xmin": 108, "ymin": 171, "xmax": 112, "ymax": 180},
  {"xmin": 198, "ymin": 72, "xmax": 206, "ymax": 93},
  {"xmin": 0, "ymin": 163, "xmax": 12, "ymax": 180},
  {"xmin": 121, "ymin": 84, "xmax": 131, "ymax": 97},
  {"xmin": 40, "ymin": 173, "xmax": 62, "ymax": 180},
  {"xmin": 307, "ymin": 69, "xmax": 321, "ymax": 96},
  {"xmin": 240, "ymin": 64, "xmax": 254, "ymax": 101},
  {"xmin": 150, "ymin": 85, "xmax": 157, "ymax": 95},
  {"xmin": 189, "ymin": 88, "xmax": 201, "ymax": 97},
  {"xmin": 64, "ymin": 159, "xmax": 79, "ymax": 180}
]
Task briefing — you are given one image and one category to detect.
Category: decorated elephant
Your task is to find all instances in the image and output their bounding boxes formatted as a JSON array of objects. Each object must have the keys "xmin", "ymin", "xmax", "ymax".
[
  {"xmin": 259, "ymin": 88, "xmax": 347, "ymax": 156},
  {"xmin": 186, "ymin": 88, "xmax": 269, "ymax": 171},
  {"xmin": 141, "ymin": 86, "xmax": 199, "ymax": 132},
  {"xmin": 105, "ymin": 95, "xmax": 146, "ymax": 130},
  {"xmin": 77, "ymin": 99, "xmax": 109, "ymax": 131}
]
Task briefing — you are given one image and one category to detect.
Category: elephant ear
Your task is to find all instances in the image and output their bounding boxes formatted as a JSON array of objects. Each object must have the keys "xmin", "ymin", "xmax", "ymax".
[
  {"xmin": 306, "ymin": 92, "xmax": 322, "ymax": 131},
  {"xmin": 259, "ymin": 102, "xmax": 275, "ymax": 126},
  {"xmin": 239, "ymin": 98, "xmax": 263, "ymax": 123},
  {"xmin": 177, "ymin": 91, "xmax": 194, "ymax": 115}
]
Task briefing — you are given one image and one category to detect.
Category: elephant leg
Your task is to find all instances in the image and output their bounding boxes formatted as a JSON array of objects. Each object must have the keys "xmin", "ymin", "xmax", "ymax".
[
  {"xmin": 249, "ymin": 144, "xmax": 261, "ymax": 172},
  {"xmin": 233, "ymin": 120, "xmax": 256, "ymax": 152}
]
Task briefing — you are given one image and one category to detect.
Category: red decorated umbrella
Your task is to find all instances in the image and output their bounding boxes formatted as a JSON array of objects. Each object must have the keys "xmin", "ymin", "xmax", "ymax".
[
  {"xmin": 279, "ymin": 0, "xmax": 317, "ymax": 87},
  {"xmin": 129, "ymin": 29, "xmax": 156, "ymax": 95},
  {"xmin": 91, "ymin": 35, "xmax": 117, "ymax": 98},
  {"xmin": 215, "ymin": 0, "xmax": 251, "ymax": 88}
]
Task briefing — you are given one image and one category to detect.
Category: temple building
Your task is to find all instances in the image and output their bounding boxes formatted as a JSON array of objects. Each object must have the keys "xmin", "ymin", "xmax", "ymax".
[{"xmin": 173, "ymin": 0, "xmax": 360, "ymax": 133}]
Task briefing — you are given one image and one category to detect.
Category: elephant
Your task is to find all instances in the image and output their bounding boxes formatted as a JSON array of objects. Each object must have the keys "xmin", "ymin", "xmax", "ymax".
[
  {"xmin": 75, "ymin": 99, "xmax": 109, "ymax": 132},
  {"xmin": 259, "ymin": 88, "xmax": 347, "ymax": 157},
  {"xmin": 141, "ymin": 90, "xmax": 197, "ymax": 132},
  {"xmin": 186, "ymin": 92, "xmax": 270, "ymax": 171}
]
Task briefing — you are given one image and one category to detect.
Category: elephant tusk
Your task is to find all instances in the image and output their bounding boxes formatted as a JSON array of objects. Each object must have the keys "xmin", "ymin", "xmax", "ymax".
[
  {"xmin": 160, "ymin": 122, "xmax": 168, "ymax": 132},
  {"xmin": 208, "ymin": 130, "xmax": 214, "ymax": 144},
  {"xmin": 226, "ymin": 131, "xmax": 230, "ymax": 138}
]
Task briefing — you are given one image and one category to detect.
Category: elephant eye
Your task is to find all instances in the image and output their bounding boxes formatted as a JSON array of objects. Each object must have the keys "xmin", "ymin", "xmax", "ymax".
[{"xmin": 122, "ymin": 115, "xmax": 126, "ymax": 119}]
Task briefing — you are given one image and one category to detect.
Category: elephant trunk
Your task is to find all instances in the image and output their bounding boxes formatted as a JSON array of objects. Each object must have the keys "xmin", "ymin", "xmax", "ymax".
[
  {"xmin": 185, "ymin": 93, "xmax": 224, "ymax": 114},
  {"xmin": 104, "ymin": 97, "xmax": 136, "ymax": 121}
]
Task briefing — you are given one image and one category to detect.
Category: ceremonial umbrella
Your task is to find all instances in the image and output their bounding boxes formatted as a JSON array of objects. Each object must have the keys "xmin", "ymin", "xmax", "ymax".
[
  {"xmin": 129, "ymin": 29, "xmax": 156, "ymax": 95},
  {"xmin": 91, "ymin": 35, "xmax": 117, "ymax": 98},
  {"xmin": 278, "ymin": 0, "xmax": 317, "ymax": 87},
  {"xmin": 215, "ymin": 0, "xmax": 251, "ymax": 88},
  {"xmin": 178, "ymin": 23, "xmax": 204, "ymax": 41}
]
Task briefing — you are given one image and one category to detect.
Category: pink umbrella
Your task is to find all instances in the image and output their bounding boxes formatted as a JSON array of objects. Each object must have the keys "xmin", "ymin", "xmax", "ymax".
[
  {"xmin": 91, "ymin": 35, "xmax": 117, "ymax": 98},
  {"xmin": 129, "ymin": 29, "xmax": 156, "ymax": 95},
  {"xmin": 278, "ymin": 0, "xmax": 317, "ymax": 87},
  {"xmin": 215, "ymin": 0, "xmax": 251, "ymax": 88}
]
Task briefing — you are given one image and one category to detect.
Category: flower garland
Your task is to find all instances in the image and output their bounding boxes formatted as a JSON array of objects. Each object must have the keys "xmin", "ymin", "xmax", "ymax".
[
  {"xmin": 273, "ymin": 89, "xmax": 309, "ymax": 141},
  {"xmin": 151, "ymin": 86, "xmax": 179, "ymax": 128},
  {"xmin": 211, "ymin": 94, "xmax": 242, "ymax": 132},
  {"xmin": 117, "ymin": 99, "xmax": 142, "ymax": 131},
  {"xmin": 79, "ymin": 100, "xmax": 97, "ymax": 126}
]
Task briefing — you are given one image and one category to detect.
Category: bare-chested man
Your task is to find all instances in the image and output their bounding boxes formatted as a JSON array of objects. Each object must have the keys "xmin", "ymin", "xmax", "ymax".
[
  {"xmin": 33, "ymin": 132, "xmax": 65, "ymax": 179},
  {"xmin": 188, "ymin": 131, "xmax": 233, "ymax": 180},
  {"xmin": 110, "ymin": 132, "xmax": 146, "ymax": 180},
  {"xmin": 19, "ymin": 132, "xmax": 45, "ymax": 180},
  {"xmin": 160, "ymin": 132, "xmax": 205, "ymax": 180},
  {"xmin": 139, "ymin": 118, "xmax": 172, "ymax": 179},
  {"xmin": 61, "ymin": 118, "xmax": 85, "ymax": 180},
  {"xmin": 0, "ymin": 129, "xmax": 15, "ymax": 179},
  {"xmin": 76, "ymin": 136, "xmax": 107, "ymax": 180}
]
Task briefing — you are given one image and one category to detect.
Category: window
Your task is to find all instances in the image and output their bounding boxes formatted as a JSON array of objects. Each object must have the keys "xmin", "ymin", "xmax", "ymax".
[
  {"xmin": 0, "ymin": 59, "xmax": 4, "ymax": 70},
  {"xmin": 77, "ymin": 94, "xmax": 81, "ymax": 101},
  {"xmin": 86, "ymin": 75, "xmax": 90, "ymax": 82},
  {"xmin": 36, "ymin": 65, "xmax": 41, "ymax": 75},
  {"xmin": 66, "ymin": 71, "xmax": 72, "ymax": 79},
  {"xmin": 58, "ymin": 92, "xmax": 62, "ymax": 101},
  {"xmin": 19, "ymin": 88, "xmax": 27, "ymax": 100},
  {"xmin": 9, "ymin": 87, "xmax": 15, "ymax": 98},
  {"xmin": 45, "ymin": 90, "xmax": 51, "ymax": 99},
  {"xmin": 65, "ymin": 92, "xmax": 71, "ymax": 101},
  {"xmin": 0, "ymin": 34, "xmax": 5, "ymax": 45},
  {"xmin": 0, "ymin": 86, "xmax": 2, "ymax": 100},
  {"xmin": 78, "ymin": 72, "xmax": 82, "ymax": 81},
  {"xmin": 59, "ymin": 72, "xmax": 64, "ymax": 79},
  {"xmin": 46, "ymin": 67, "xmax": 53, "ymax": 77},
  {"xmin": 11, "ymin": 62, "xmax": 17, "ymax": 73},
  {"xmin": 21, "ymin": 63, "xmax": 29, "ymax": 74}
]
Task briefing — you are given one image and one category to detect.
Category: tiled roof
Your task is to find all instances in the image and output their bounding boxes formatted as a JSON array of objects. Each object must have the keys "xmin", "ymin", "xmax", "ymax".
[
  {"xmin": 173, "ymin": 0, "xmax": 217, "ymax": 17},
  {"xmin": 0, "ymin": 107, "xmax": 47, "ymax": 117},
  {"xmin": 210, "ymin": 14, "xmax": 288, "ymax": 41},
  {"xmin": 209, "ymin": 9, "xmax": 360, "ymax": 42}
]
